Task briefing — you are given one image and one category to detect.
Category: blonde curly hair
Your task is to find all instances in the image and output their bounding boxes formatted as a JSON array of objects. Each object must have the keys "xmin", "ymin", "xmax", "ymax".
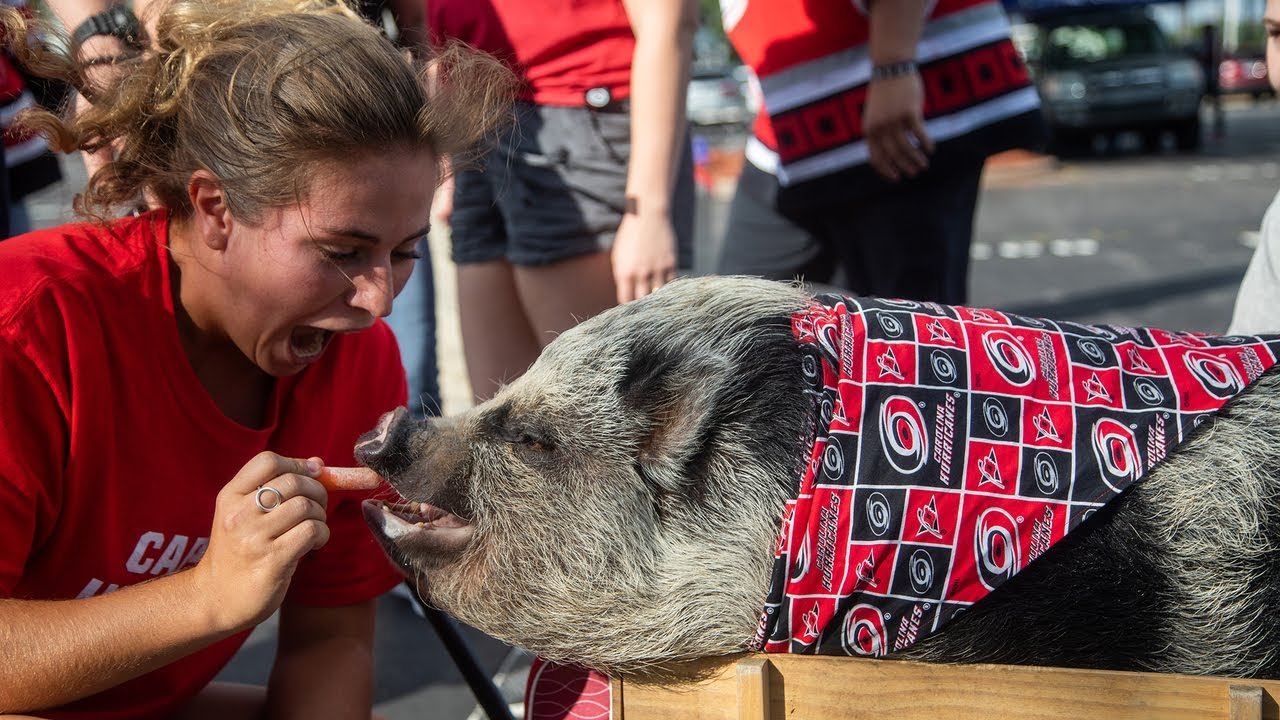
[{"xmin": 1, "ymin": 0, "xmax": 514, "ymax": 221}]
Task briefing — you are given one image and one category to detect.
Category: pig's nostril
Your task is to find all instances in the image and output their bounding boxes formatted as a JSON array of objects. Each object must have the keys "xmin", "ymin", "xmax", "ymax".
[{"xmin": 355, "ymin": 406, "xmax": 418, "ymax": 477}]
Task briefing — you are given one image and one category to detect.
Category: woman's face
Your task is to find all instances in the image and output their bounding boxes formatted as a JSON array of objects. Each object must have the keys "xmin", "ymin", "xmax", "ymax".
[{"xmin": 207, "ymin": 148, "xmax": 438, "ymax": 377}]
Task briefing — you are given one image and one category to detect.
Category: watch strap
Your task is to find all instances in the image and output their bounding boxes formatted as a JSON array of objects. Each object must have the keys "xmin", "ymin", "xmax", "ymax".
[{"xmin": 71, "ymin": 7, "xmax": 143, "ymax": 49}]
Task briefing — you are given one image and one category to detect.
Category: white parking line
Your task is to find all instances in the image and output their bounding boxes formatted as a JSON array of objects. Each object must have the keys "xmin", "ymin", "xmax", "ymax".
[{"xmin": 973, "ymin": 237, "xmax": 1100, "ymax": 261}]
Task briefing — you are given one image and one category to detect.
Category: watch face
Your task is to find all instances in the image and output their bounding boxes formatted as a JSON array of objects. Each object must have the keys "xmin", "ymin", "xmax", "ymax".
[{"xmin": 73, "ymin": 7, "xmax": 142, "ymax": 47}]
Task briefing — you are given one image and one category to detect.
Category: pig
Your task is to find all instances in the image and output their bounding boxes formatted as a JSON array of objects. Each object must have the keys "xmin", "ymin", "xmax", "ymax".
[{"xmin": 359, "ymin": 275, "xmax": 1280, "ymax": 680}]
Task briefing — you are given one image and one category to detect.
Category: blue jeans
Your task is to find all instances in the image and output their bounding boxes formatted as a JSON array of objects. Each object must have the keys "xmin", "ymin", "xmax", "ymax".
[{"xmin": 385, "ymin": 245, "xmax": 441, "ymax": 418}]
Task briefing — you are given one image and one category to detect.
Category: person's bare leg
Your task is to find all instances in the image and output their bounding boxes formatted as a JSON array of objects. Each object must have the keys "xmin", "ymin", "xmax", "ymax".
[
  {"xmin": 175, "ymin": 681, "xmax": 267, "ymax": 720},
  {"xmin": 173, "ymin": 681, "xmax": 386, "ymax": 720},
  {"xmin": 456, "ymin": 258, "xmax": 542, "ymax": 403},
  {"xmin": 514, "ymin": 250, "xmax": 617, "ymax": 348}
]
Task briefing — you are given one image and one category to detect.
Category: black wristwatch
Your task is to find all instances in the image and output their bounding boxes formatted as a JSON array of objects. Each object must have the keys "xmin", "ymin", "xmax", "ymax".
[{"xmin": 71, "ymin": 7, "xmax": 144, "ymax": 50}]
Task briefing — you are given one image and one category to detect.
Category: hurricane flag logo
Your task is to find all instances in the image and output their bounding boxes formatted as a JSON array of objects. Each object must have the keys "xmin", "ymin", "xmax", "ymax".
[
  {"xmin": 982, "ymin": 330, "xmax": 1035, "ymax": 386},
  {"xmin": 879, "ymin": 395, "xmax": 929, "ymax": 474}
]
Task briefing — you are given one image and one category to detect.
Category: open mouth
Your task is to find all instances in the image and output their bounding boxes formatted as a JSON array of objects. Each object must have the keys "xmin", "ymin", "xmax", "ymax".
[
  {"xmin": 289, "ymin": 326, "xmax": 333, "ymax": 364},
  {"xmin": 362, "ymin": 498, "xmax": 474, "ymax": 560}
]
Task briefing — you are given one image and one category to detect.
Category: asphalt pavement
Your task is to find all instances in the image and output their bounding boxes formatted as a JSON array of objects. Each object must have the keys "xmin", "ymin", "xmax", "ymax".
[{"xmin": 21, "ymin": 96, "xmax": 1280, "ymax": 719}]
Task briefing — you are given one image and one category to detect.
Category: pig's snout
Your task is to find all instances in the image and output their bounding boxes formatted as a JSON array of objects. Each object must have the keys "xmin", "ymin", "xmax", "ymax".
[{"xmin": 355, "ymin": 406, "xmax": 419, "ymax": 479}]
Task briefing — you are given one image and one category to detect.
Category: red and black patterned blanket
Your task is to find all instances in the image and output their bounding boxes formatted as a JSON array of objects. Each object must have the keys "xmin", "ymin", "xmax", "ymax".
[{"xmin": 753, "ymin": 295, "xmax": 1280, "ymax": 656}]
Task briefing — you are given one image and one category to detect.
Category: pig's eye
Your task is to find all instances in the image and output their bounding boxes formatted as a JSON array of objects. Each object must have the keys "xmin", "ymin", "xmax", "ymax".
[
  {"xmin": 500, "ymin": 430, "xmax": 556, "ymax": 456},
  {"xmin": 518, "ymin": 435, "xmax": 554, "ymax": 453}
]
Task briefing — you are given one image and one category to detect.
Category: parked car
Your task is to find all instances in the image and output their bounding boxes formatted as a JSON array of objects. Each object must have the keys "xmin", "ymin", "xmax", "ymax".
[
  {"xmin": 1017, "ymin": 7, "xmax": 1205, "ymax": 154},
  {"xmin": 686, "ymin": 64, "xmax": 753, "ymax": 128},
  {"xmin": 1219, "ymin": 53, "xmax": 1272, "ymax": 98}
]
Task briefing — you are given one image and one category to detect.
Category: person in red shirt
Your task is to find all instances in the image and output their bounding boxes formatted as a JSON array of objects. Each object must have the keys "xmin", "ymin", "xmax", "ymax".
[
  {"xmin": 0, "ymin": 1, "xmax": 511, "ymax": 717},
  {"xmin": 423, "ymin": 0, "xmax": 698, "ymax": 402}
]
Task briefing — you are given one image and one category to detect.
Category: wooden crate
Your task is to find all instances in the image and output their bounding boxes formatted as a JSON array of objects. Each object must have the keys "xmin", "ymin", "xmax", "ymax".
[{"xmin": 611, "ymin": 654, "xmax": 1280, "ymax": 720}]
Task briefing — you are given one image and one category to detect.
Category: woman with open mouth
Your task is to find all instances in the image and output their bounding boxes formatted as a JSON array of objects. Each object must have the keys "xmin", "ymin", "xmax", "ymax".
[{"xmin": 0, "ymin": 1, "xmax": 512, "ymax": 717}]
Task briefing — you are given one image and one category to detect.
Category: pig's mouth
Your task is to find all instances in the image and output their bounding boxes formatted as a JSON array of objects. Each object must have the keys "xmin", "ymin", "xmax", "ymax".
[{"xmin": 362, "ymin": 498, "xmax": 474, "ymax": 565}]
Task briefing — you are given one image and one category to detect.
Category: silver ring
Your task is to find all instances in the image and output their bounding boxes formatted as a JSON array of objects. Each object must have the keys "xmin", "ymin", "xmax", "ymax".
[{"xmin": 254, "ymin": 486, "xmax": 284, "ymax": 513}]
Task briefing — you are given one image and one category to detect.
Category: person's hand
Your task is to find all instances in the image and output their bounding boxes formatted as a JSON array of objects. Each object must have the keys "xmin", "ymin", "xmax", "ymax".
[
  {"xmin": 189, "ymin": 452, "xmax": 330, "ymax": 632},
  {"xmin": 863, "ymin": 72, "xmax": 934, "ymax": 182},
  {"xmin": 612, "ymin": 209, "xmax": 677, "ymax": 304}
]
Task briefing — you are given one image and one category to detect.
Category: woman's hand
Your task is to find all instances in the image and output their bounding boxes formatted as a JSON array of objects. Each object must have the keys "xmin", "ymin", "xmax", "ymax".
[
  {"xmin": 863, "ymin": 73, "xmax": 934, "ymax": 182},
  {"xmin": 612, "ymin": 208, "xmax": 677, "ymax": 304},
  {"xmin": 189, "ymin": 452, "xmax": 330, "ymax": 632}
]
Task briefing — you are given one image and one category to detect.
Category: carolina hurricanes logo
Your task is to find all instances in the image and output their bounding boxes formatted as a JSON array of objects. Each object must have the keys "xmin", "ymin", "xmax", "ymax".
[
  {"xmin": 800, "ymin": 350, "xmax": 822, "ymax": 384},
  {"xmin": 1082, "ymin": 373, "xmax": 1112, "ymax": 403},
  {"xmin": 909, "ymin": 549, "xmax": 935, "ymax": 595},
  {"xmin": 822, "ymin": 438, "xmax": 845, "ymax": 478},
  {"xmin": 1032, "ymin": 451, "xmax": 1059, "ymax": 495},
  {"xmin": 982, "ymin": 330, "xmax": 1036, "ymax": 386},
  {"xmin": 928, "ymin": 319, "xmax": 954, "ymax": 344},
  {"xmin": 1032, "ymin": 408, "xmax": 1061, "ymax": 443},
  {"xmin": 1077, "ymin": 338, "xmax": 1108, "ymax": 366},
  {"xmin": 1091, "ymin": 418, "xmax": 1142, "ymax": 492},
  {"xmin": 977, "ymin": 449, "xmax": 1005, "ymax": 489},
  {"xmin": 801, "ymin": 603, "xmax": 821, "ymax": 640},
  {"xmin": 877, "ymin": 348, "xmax": 904, "ymax": 380},
  {"xmin": 879, "ymin": 396, "xmax": 929, "ymax": 474},
  {"xmin": 855, "ymin": 549, "xmax": 879, "ymax": 587},
  {"xmin": 816, "ymin": 320, "xmax": 841, "ymax": 363},
  {"xmin": 930, "ymin": 349, "xmax": 958, "ymax": 384},
  {"xmin": 916, "ymin": 496, "xmax": 944, "ymax": 538},
  {"xmin": 982, "ymin": 397, "xmax": 1009, "ymax": 437},
  {"xmin": 840, "ymin": 603, "xmax": 888, "ymax": 657},
  {"xmin": 878, "ymin": 314, "xmax": 905, "ymax": 338},
  {"xmin": 790, "ymin": 532, "xmax": 812, "ymax": 582},
  {"xmin": 879, "ymin": 298, "xmax": 920, "ymax": 309},
  {"xmin": 866, "ymin": 492, "xmax": 893, "ymax": 537},
  {"xmin": 1126, "ymin": 348, "xmax": 1156, "ymax": 374},
  {"xmin": 1183, "ymin": 350, "xmax": 1245, "ymax": 399},
  {"xmin": 975, "ymin": 507, "xmax": 1021, "ymax": 591},
  {"xmin": 970, "ymin": 309, "xmax": 998, "ymax": 324},
  {"xmin": 776, "ymin": 505, "xmax": 795, "ymax": 555},
  {"xmin": 1133, "ymin": 377, "xmax": 1165, "ymax": 405}
]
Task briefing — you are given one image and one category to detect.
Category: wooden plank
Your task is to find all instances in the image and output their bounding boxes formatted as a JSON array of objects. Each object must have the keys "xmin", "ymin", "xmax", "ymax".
[
  {"xmin": 611, "ymin": 675, "xmax": 625, "ymax": 720},
  {"xmin": 1230, "ymin": 685, "xmax": 1264, "ymax": 720},
  {"xmin": 736, "ymin": 657, "xmax": 772, "ymax": 720},
  {"xmin": 616, "ymin": 654, "xmax": 1280, "ymax": 720}
]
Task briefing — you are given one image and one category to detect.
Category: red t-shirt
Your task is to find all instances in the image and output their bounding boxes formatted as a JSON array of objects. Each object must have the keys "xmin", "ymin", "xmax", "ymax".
[
  {"xmin": 428, "ymin": 0, "xmax": 634, "ymax": 106},
  {"xmin": 0, "ymin": 212, "xmax": 406, "ymax": 719}
]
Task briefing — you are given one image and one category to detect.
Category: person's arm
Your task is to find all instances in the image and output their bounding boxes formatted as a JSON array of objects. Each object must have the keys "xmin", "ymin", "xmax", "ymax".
[
  {"xmin": 37, "ymin": 0, "xmax": 156, "ymax": 181},
  {"xmin": 613, "ymin": 0, "xmax": 697, "ymax": 304},
  {"xmin": 0, "ymin": 452, "xmax": 331, "ymax": 714},
  {"xmin": 863, "ymin": 0, "xmax": 935, "ymax": 182},
  {"xmin": 264, "ymin": 601, "xmax": 379, "ymax": 720},
  {"xmin": 386, "ymin": 0, "xmax": 427, "ymax": 57}
]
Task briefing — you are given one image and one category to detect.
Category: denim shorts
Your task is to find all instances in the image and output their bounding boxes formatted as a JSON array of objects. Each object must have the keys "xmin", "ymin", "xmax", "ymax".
[{"xmin": 450, "ymin": 101, "xmax": 695, "ymax": 268}]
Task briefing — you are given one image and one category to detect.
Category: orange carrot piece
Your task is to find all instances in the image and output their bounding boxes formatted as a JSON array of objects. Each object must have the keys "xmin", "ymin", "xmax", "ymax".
[{"xmin": 316, "ymin": 466, "xmax": 385, "ymax": 491}]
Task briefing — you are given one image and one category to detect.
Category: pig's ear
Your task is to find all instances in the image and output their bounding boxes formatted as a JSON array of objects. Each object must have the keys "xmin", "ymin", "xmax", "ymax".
[{"xmin": 620, "ymin": 346, "xmax": 733, "ymax": 495}]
